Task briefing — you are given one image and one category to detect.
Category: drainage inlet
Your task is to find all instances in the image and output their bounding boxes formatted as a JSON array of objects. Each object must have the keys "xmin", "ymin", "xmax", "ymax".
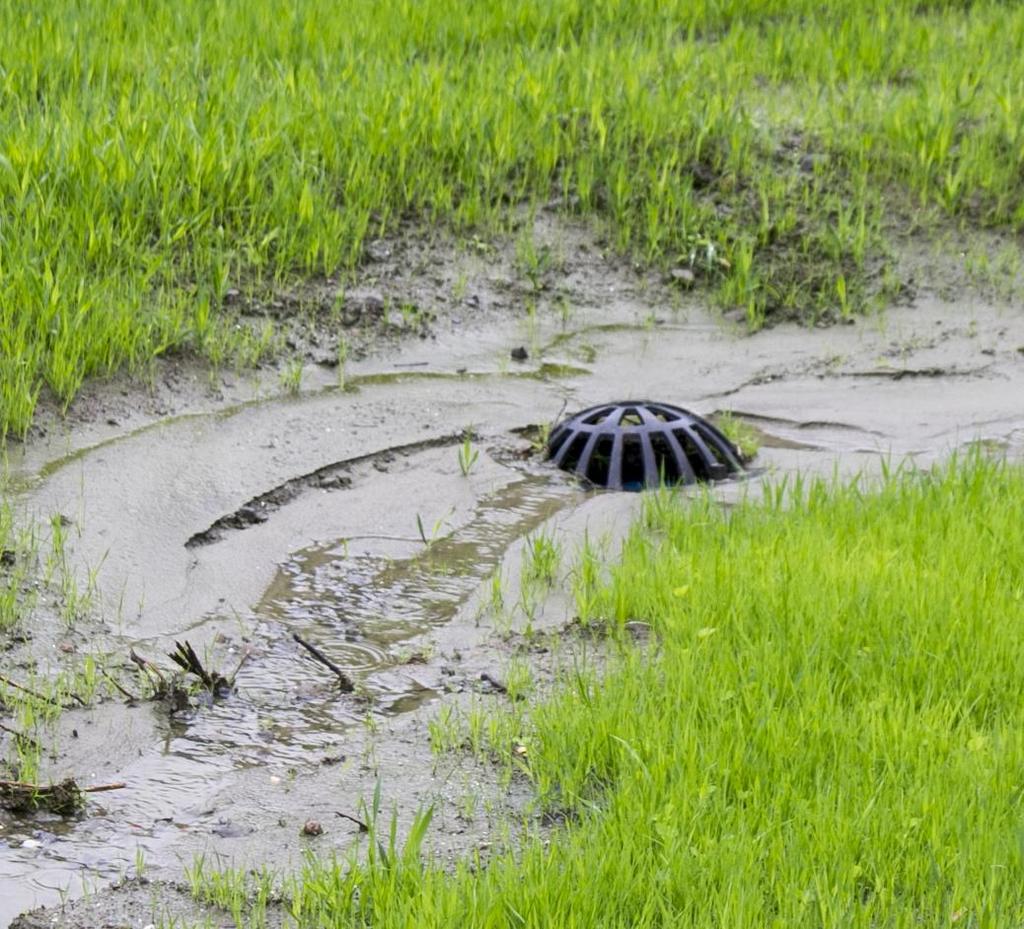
[{"xmin": 547, "ymin": 401, "xmax": 742, "ymax": 490}]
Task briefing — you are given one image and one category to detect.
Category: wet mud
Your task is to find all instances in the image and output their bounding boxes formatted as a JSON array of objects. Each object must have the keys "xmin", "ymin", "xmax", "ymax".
[{"xmin": 2, "ymin": 219, "xmax": 1023, "ymax": 928}]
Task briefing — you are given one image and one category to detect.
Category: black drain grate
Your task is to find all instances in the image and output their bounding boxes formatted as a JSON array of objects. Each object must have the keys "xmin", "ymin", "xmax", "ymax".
[{"xmin": 547, "ymin": 401, "xmax": 743, "ymax": 491}]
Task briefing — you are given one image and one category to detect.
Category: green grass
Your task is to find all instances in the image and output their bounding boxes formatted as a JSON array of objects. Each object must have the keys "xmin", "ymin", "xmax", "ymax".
[
  {"xmin": 197, "ymin": 453, "xmax": 1024, "ymax": 927},
  {"xmin": 2, "ymin": 0, "xmax": 1024, "ymax": 436},
  {"xmin": 712, "ymin": 410, "xmax": 761, "ymax": 462},
  {"xmin": 0, "ymin": 498, "xmax": 38, "ymax": 632}
]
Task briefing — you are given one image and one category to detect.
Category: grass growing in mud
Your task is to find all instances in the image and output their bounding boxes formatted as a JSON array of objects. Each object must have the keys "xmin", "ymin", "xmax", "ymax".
[
  {"xmin": 3, "ymin": 0, "xmax": 1024, "ymax": 436},
  {"xmin": 189, "ymin": 453, "xmax": 1024, "ymax": 927}
]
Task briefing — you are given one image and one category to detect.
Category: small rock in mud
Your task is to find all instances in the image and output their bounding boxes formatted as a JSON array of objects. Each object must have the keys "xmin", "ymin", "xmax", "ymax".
[
  {"xmin": 668, "ymin": 268, "xmax": 696, "ymax": 288},
  {"xmin": 365, "ymin": 239, "xmax": 392, "ymax": 262},
  {"xmin": 236, "ymin": 505, "xmax": 269, "ymax": 525},
  {"xmin": 624, "ymin": 620, "xmax": 654, "ymax": 642},
  {"xmin": 212, "ymin": 820, "xmax": 253, "ymax": 838},
  {"xmin": 301, "ymin": 819, "xmax": 324, "ymax": 837},
  {"xmin": 317, "ymin": 473, "xmax": 352, "ymax": 490},
  {"xmin": 362, "ymin": 293, "xmax": 386, "ymax": 316},
  {"xmin": 510, "ymin": 346, "xmax": 529, "ymax": 362},
  {"xmin": 8, "ymin": 913, "xmax": 49, "ymax": 929},
  {"xmin": 479, "ymin": 671, "xmax": 508, "ymax": 694}
]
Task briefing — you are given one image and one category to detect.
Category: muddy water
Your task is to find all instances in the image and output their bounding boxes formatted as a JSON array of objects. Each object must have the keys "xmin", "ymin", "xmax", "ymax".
[
  {"xmin": 234, "ymin": 470, "xmax": 579, "ymax": 733},
  {"xmin": 0, "ymin": 459, "xmax": 582, "ymax": 922},
  {"xmin": 2, "ymin": 289, "xmax": 1023, "ymax": 926}
]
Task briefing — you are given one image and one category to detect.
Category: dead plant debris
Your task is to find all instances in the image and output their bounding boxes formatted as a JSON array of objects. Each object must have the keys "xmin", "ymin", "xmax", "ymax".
[{"xmin": 0, "ymin": 778, "xmax": 125, "ymax": 815}]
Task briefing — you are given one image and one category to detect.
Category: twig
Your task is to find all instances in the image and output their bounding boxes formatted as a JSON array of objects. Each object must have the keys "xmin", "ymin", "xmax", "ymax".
[
  {"xmin": 227, "ymin": 646, "xmax": 253, "ymax": 687},
  {"xmin": 334, "ymin": 810, "xmax": 370, "ymax": 832},
  {"xmin": 0, "ymin": 777, "xmax": 126, "ymax": 815},
  {"xmin": 100, "ymin": 667, "xmax": 138, "ymax": 702},
  {"xmin": 129, "ymin": 649, "xmax": 167, "ymax": 687},
  {"xmin": 0, "ymin": 721, "xmax": 41, "ymax": 751},
  {"xmin": 79, "ymin": 781, "xmax": 127, "ymax": 794},
  {"xmin": 0, "ymin": 779, "xmax": 127, "ymax": 793},
  {"xmin": 0, "ymin": 674, "xmax": 61, "ymax": 707},
  {"xmin": 292, "ymin": 633, "xmax": 354, "ymax": 692}
]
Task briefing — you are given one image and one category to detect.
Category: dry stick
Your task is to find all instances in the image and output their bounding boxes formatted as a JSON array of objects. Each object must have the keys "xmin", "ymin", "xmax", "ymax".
[
  {"xmin": 227, "ymin": 647, "xmax": 253, "ymax": 687},
  {"xmin": 0, "ymin": 674, "xmax": 61, "ymax": 707},
  {"xmin": 0, "ymin": 779, "xmax": 126, "ymax": 793},
  {"xmin": 129, "ymin": 649, "xmax": 167, "ymax": 688},
  {"xmin": 99, "ymin": 667, "xmax": 138, "ymax": 702},
  {"xmin": 79, "ymin": 782, "xmax": 127, "ymax": 794},
  {"xmin": 0, "ymin": 721, "xmax": 41, "ymax": 751},
  {"xmin": 292, "ymin": 633, "xmax": 355, "ymax": 692},
  {"xmin": 334, "ymin": 810, "xmax": 370, "ymax": 832},
  {"xmin": 64, "ymin": 689, "xmax": 88, "ymax": 707}
]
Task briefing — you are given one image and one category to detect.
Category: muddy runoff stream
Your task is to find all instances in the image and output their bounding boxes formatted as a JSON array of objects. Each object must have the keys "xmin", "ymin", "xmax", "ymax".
[{"xmin": 2, "ymin": 284, "xmax": 1023, "ymax": 927}]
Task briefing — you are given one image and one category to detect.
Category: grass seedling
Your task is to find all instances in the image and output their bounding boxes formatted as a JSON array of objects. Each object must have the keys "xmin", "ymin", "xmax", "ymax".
[
  {"xmin": 523, "ymin": 529, "xmax": 560, "ymax": 587},
  {"xmin": 713, "ymin": 411, "xmax": 761, "ymax": 462},
  {"xmin": 427, "ymin": 705, "xmax": 461, "ymax": 756},
  {"xmin": 0, "ymin": 500, "xmax": 39, "ymax": 633},
  {"xmin": 488, "ymin": 569, "xmax": 505, "ymax": 615},
  {"xmin": 457, "ymin": 433, "xmax": 480, "ymax": 477},
  {"xmin": 336, "ymin": 337, "xmax": 349, "ymax": 389},
  {"xmin": 279, "ymin": 359, "xmax": 303, "ymax": 395},
  {"xmin": 503, "ymin": 657, "xmax": 532, "ymax": 701},
  {"xmin": 415, "ymin": 508, "xmax": 454, "ymax": 548},
  {"xmin": 570, "ymin": 532, "xmax": 602, "ymax": 626},
  {"xmin": 515, "ymin": 225, "xmax": 551, "ymax": 293}
]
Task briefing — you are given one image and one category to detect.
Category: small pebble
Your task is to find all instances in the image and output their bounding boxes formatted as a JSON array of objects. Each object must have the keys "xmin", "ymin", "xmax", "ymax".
[
  {"xmin": 302, "ymin": 820, "xmax": 324, "ymax": 837},
  {"xmin": 669, "ymin": 267, "xmax": 695, "ymax": 288}
]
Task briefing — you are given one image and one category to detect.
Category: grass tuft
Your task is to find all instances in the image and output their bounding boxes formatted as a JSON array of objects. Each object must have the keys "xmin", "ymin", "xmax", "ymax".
[{"xmin": 260, "ymin": 453, "xmax": 1024, "ymax": 926}]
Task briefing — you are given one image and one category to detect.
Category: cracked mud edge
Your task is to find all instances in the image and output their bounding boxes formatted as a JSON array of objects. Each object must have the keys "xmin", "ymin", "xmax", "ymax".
[
  {"xmin": 838, "ymin": 364, "xmax": 994, "ymax": 380},
  {"xmin": 184, "ymin": 432, "xmax": 468, "ymax": 549}
]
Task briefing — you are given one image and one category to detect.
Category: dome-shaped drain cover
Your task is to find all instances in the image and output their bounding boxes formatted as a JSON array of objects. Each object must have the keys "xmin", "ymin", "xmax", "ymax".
[{"xmin": 547, "ymin": 401, "xmax": 742, "ymax": 491}]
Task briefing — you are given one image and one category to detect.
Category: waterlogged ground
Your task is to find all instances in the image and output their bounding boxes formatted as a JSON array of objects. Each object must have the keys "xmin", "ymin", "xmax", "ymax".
[{"xmin": 3, "ymin": 223, "xmax": 1024, "ymax": 928}]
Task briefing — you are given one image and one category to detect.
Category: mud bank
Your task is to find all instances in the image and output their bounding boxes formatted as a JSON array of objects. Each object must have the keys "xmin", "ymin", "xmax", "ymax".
[{"xmin": 3, "ymin": 223, "xmax": 1023, "ymax": 928}]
